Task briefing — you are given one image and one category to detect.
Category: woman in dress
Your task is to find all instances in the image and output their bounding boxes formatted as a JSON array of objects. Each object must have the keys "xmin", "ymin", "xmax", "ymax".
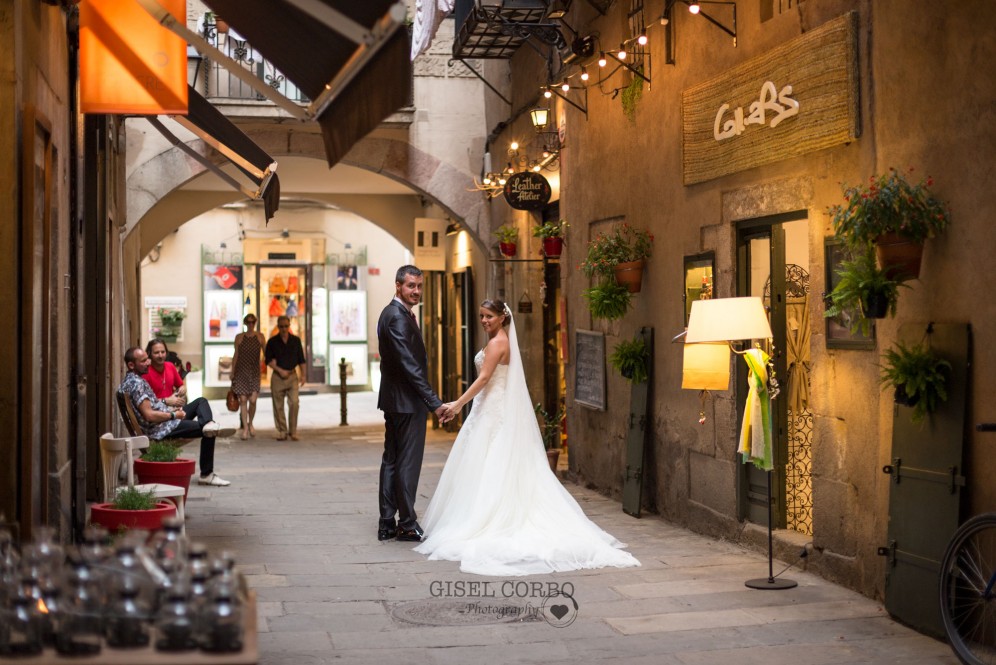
[
  {"xmin": 415, "ymin": 299, "xmax": 640, "ymax": 576},
  {"xmin": 231, "ymin": 314, "xmax": 266, "ymax": 440},
  {"xmin": 144, "ymin": 338, "xmax": 186, "ymax": 407}
]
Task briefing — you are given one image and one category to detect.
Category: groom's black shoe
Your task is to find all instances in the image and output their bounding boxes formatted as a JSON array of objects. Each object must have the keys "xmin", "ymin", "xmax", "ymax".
[
  {"xmin": 378, "ymin": 523, "xmax": 397, "ymax": 541},
  {"xmin": 396, "ymin": 523, "xmax": 424, "ymax": 542}
]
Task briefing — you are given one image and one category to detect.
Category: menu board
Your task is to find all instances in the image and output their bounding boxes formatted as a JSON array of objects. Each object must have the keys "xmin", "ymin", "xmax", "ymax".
[{"xmin": 574, "ymin": 330, "xmax": 606, "ymax": 410}]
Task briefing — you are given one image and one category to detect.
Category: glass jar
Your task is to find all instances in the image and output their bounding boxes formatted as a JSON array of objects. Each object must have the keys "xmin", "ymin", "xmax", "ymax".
[
  {"xmin": 55, "ymin": 549, "xmax": 103, "ymax": 656},
  {"xmin": 200, "ymin": 584, "xmax": 242, "ymax": 653},
  {"xmin": 3, "ymin": 592, "xmax": 44, "ymax": 656},
  {"xmin": 150, "ymin": 516, "xmax": 188, "ymax": 569},
  {"xmin": 154, "ymin": 582, "xmax": 197, "ymax": 652},
  {"xmin": 104, "ymin": 577, "xmax": 150, "ymax": 648}
]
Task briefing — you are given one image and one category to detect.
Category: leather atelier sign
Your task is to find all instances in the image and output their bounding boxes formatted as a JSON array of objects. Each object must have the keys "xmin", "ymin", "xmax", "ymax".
[
  {"xmin": 681, "ymin": 12, "xmax": 859, "ymax": 185},
  {"xmin": 503, "ymin": 172, "xmax": 552, "ymax": 211}
]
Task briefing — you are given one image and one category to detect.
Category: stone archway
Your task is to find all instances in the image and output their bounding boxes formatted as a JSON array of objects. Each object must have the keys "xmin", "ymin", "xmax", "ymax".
[{"xmin": 126, "ymin": 127, "xmax": 492, "ymax": 256}]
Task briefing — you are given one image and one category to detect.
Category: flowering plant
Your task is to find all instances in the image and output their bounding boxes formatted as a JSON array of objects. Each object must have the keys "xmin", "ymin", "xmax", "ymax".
[
  {"xmin": 158, "ymin": 308, "xmax": 186, "ymax": 327},
  {"xmin": 580, "ymin": 224, "xmax": 654, "ymax": 277},
  {"xmin": 830, "ymin": 168, "xmax": 950, "ymax": 248}
]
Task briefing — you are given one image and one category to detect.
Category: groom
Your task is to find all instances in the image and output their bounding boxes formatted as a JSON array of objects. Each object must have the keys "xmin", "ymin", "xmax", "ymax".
[{"xmin": 376, "ymin": 265, "xmax": 450, "ymax": 542}]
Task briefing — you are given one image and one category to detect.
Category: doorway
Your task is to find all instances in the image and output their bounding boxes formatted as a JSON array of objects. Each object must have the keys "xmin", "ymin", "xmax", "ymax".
[{"xmin": 736, "ymin": 212, "xmax": 813, "ymax": 536}]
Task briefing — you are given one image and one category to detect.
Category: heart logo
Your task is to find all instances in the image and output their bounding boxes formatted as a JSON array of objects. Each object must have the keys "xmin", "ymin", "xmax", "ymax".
[{"xmin": 549, "ymin": 604, "xmax": 569, "ymax": 620}]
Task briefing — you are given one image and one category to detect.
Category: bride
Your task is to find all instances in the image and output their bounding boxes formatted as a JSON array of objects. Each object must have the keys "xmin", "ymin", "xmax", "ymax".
[{"xmin": 414, "ymin": 299, "xmax": 639, "ymax": 576}]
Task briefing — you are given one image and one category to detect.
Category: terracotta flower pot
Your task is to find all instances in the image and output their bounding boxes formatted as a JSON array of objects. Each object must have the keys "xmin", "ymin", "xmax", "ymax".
[
  {"xmin": 874, "ymin": 232, "xmax": 923, "ymax": 280},
  {"xmin": 546, "ymin": 448, "xmax": 561, "ymax": 473},
  {"xmin": 90, "ymin": 501, "xmax": 176, "ymax": 533},
  {"xmin": 214, "ymin": 17, "xmax": 229, "ymax": 33},
  {"xmin": 613, "ymin": 259, "xmax": 645, "ymax": 293},
  {"xmin": 499, "ymin": 241, "xmax": 517, "ymax": 258},
  {"xmin": 541, "ymin": 237, "xmax": 564, "ymax": 258},
  {"xmin": 134, "ymin": 458, "xmax": 196, "ymax": 504}
]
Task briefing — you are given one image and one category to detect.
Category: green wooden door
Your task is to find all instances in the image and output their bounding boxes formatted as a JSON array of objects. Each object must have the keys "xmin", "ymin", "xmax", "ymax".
[{"xmin": 882, "ymin": 322, "xmax": 969, "ymax": 637}]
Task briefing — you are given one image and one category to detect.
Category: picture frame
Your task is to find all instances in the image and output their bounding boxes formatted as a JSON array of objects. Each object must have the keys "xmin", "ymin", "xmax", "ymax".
[
  {"xmin": 329, "ymin": 343, "xmax": 369, "ymax": 386},
  {"xmin": 824, "ymin": 238, "xmax": 875, "ymax": 349},
  {"xmin": 329, "ymin": 290, "xmax": 367, "ymax": 342},
  {"xmin": 683, "ymin": 252, "xmax": 715, "ymax": 326}
]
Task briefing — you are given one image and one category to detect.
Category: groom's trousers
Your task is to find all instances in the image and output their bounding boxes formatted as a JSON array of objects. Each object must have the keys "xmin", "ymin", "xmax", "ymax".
[{"xmin": 379, "ymin": 412, "xmax": 427, "ymax": 529}]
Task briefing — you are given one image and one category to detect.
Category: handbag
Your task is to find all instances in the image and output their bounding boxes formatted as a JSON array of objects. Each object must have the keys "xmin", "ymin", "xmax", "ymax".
[
  {"xmin": 285, "ymin": 297, "xmax": 298, "ymax": 318},
  {"xmin": 268, "ymin": 296, "xmax": 285, "ymax": 317},
  {"xmin": 286, "ymin": 275, "xmax": 299, "ymax": 294},
  {"xmin": 226, "ymin": 389, "xmax": 239, "ymax": 412},
  {"xmin": 269, "ymin": 275, "xmax": 286, "ymax": 294}
]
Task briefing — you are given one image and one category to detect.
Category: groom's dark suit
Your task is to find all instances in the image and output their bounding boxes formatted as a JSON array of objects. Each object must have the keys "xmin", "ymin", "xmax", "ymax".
[{"xmin": 377, "ymin": 299, "xmax": 443, "ymax": 534}]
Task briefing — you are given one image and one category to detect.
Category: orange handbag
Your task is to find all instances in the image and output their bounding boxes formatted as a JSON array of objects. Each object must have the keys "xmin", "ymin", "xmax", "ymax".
[
  {"xmin": 268, "ymin": 296, "xmax": 285, "ymax": 317},
  {"xmin": 269, "ymin": 275, "xmax": 286, "ymax": 294},
  {"xmin": 286, "ymin": 275, "xmax": 299, "ymax": 294}
]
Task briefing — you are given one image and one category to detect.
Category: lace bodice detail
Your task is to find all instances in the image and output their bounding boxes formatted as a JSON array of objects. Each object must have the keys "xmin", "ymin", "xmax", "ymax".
[{"xmin": 471, "ymin": 349, "xmax": 508, "ymax": 411}]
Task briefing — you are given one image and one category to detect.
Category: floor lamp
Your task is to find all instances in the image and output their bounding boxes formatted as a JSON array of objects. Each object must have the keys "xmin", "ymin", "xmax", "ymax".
[{"xmin": 685, "ymin": 297, "xmax": 797, "ymax": 591}]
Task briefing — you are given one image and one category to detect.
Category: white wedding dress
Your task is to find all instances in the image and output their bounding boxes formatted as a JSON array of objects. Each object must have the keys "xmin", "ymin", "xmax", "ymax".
[{"xmin": 415, "ymin": 315, "xmax": 640, "ymax": 576}]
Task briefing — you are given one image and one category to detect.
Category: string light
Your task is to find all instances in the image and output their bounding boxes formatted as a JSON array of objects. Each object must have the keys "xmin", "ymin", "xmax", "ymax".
[
  {"xmin": 688, "ymin": 1, "xmax": 701, "ymax": 14},
  {"xmin": 510, "ymin": 141, "xmax": 519, "ymax": 151},
  {"xmin": 561, "ymin": 80, "xmax": 570, "ymax": 93},
  {"xmin": 580, "ymin": 66, "xmax": 589, "ymax": 81},
  {"xmin": 544, "ymin": 88, "xmax": 553, "ymax": 98},
  {"xmin": 637, "ymin": 33, "xmax": 648, "ymax": 46},
  {"xmin": 598, "ymin": 52, "xmax": 607, "ymax": 67},
  {"xmin": 618, "ymin": 44, "xmax": 627, "ymax": 60}
]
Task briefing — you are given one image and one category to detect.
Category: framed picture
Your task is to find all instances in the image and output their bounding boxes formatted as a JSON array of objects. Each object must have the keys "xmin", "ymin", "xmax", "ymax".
[
  {"xmin": 329, "ymin": 343, "xmax": 369, "ymax": 386},
  {"xmin": 336, "ymin": 265, "xmax": 359, "ymax": 290},
  {"xmin": 329, "ymin": 291, "xmax": 367, "ymax": 342},
  {"xmin": 824, "ymin": 238, "xmax": 875, "ymax": 349},
  {"xmin": 683, "ymin": 252, "xmax": 715, "ymax": 326}
]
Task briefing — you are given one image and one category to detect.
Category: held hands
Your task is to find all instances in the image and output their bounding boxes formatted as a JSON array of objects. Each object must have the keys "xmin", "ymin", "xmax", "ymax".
[{"xmin": 435, "ymin": 403, "xmax": 456, "ymax": 424}]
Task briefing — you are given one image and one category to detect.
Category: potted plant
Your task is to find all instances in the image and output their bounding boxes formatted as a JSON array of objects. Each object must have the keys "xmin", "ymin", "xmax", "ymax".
[
  {"xmin": 609, "ymin": 336, "xmax": 650, "ymax": 384},
  {"xmin": 582, "ymin": 281, "xmax": 632, "ymax": 321},
  {"xmin": 157, "ymin": 308, "xmax": 186, "ymax": 341},
  {"xmin": 580, "ymin": 224, "xmax": 654, "ymax": 292},
  {"xmin": 824, "ymin": 247, "xmax": 907, "ymax": 334},
  {"xmin": 829, "ymin": 167, "xmax": 950, "ymax": 279},
  {"xmin": 89, "ymin": 487, "xmax": 176, "ymax": 534},
  {"xmin": 535, "ymin": 402, "xmax": 565, "ymax": 472},
  {"xmin": 533, "ymin": 219, "xmax": 568, "ymax": 258},
  {"xmin": 879, "ymin": 341, "xmax": 951, "ymax": 424},
  {"xmin": 494, "ymin": 224, "xmax": 519, "ymax": 258},
  {"xmin": 134, "ymin": 441, "xmax": 196, "ymax": 504}
]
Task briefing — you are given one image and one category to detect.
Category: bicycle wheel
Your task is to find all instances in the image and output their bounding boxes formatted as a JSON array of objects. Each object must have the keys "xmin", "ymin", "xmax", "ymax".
[{"xmin": 940, "ymin": 513, "xmax": 996, "ymax": 665}]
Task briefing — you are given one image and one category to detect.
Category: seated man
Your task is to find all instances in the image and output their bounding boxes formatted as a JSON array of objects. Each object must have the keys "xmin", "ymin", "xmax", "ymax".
[{"xmin": 117, "ymin": 346, "xmax": 235, "ymax": 487}]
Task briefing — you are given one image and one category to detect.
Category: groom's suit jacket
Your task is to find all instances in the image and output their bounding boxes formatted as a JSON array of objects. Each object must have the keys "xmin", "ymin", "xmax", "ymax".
[{"xmin": 376, "ymin": 300, "xmax": 442, "ymax": 414}]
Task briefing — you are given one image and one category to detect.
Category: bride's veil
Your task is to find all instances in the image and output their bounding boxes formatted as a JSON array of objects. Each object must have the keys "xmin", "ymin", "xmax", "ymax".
[{"xmin": 500, "ymin": 306, "xmax": 546, "ymax": 456}]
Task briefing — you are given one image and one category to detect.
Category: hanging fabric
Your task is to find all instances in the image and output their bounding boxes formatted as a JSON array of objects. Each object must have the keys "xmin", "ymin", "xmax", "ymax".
[
  {"xmin": 785, "ymin": 295, "xmax": 811, "ymax": 413},
  {"xmin": 738, "ymin": 347, "xmax": 773, "ymax": 471}
]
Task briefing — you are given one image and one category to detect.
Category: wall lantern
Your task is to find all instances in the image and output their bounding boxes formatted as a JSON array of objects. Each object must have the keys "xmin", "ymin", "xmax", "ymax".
[{"xmin": 530, "ymin": 107, "xmax": 550, "ymax": 131}]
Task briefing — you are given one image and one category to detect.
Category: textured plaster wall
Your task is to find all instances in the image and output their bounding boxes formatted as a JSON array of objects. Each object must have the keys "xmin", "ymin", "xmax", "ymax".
[{"xmin": 499, "ymin": 0, "xmax": 996, "ymax": 599}]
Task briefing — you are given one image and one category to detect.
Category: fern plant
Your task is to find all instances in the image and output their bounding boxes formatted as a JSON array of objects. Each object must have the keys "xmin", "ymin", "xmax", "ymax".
[
  {"xmin": 824, "ymin": 246, "xmax": 906, "ymax": 335},
  {"xmin": 879, "ymin": 341, "xmax": 951, "ymax": 424},
  {"xmin": 609, "ymin": 336, "xmax": 650, "ymax": 384},
  {"xmin": 583, "ymin": 281, "xmax": 632, "ymax": 321}
]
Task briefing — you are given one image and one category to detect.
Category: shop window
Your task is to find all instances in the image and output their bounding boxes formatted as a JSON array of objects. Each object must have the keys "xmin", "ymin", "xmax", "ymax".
[{"xmin": 761, "ymin": 0, "xmax": 795, "ymax": 23}]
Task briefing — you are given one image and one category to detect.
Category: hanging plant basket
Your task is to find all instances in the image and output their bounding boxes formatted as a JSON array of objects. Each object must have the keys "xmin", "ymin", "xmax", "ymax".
[
  {"xmin": 499, "ymin": 241, "xmax": 517, "ymax": 258},
  {"xmin": 542, "ymin": 237, "xmax": 564, "ymax": 258},
  {"xmin": 860, "ymin": 290, "xmax": 891, "ymax": 319},
  {"xmin": 874, "ymin": 232, "xmax": 923, "ymax": 280},
  {"xmin": 893, "ymin": 384, "xmax": 920, "ymax": 408},
  {"xmin": 613, "ymin": 259, "xmax": 645, "ymax": 293}
]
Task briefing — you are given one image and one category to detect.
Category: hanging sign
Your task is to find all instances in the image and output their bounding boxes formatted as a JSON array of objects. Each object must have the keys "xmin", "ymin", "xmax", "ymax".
[
  {"xmin": 503, "ymin": 172, "xmax": 551, "ymax": 211},
  {"xmin": 80, "ymin": 0, "xmax": 188, "ymax": 114}
]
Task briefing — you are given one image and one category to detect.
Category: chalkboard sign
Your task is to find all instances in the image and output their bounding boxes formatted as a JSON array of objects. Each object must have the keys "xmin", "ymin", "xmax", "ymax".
[{"xmin": 574, "ymin": 330, "xmax": 606, "ymax": 410}]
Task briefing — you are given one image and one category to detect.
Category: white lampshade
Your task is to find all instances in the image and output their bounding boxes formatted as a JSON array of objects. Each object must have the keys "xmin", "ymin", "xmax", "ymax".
[
  {"xmin": 681, "ymin": 342, "xmax": 730, "ymax": 390},
  {"xmin": 685, "ymin": 297, "xmax": 772, "ymax": 343}
]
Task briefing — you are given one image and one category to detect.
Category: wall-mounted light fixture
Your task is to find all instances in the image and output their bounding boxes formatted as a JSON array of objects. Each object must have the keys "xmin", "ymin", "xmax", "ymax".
[
  {"xmin": 661, "ymin": 0, "xmax": 738, "ymax": 64},
  {"xmin": 529, "ymin": 107, "xmax": 550, "ymax": 131}
]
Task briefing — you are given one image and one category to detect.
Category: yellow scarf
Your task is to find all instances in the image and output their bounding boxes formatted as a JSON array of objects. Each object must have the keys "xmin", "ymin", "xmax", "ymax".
[{"xmin": 738, "ymin": 348, "xmax": 773, "ymax": 470}]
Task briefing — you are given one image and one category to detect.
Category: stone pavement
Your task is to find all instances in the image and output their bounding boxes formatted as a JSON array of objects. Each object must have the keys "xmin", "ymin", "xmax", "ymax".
[{"xmin": 184, "ymin": 393, "xmax": 957, "ymax": 665}]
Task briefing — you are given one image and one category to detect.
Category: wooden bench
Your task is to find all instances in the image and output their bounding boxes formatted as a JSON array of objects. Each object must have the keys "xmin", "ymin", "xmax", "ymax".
[{"xmin": 116, "ymin": 390, "xmax": 194, "ymax": 447}]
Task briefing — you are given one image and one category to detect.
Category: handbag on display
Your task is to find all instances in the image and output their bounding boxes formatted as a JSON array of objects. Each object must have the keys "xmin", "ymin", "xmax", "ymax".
[
  {"xmin": 226, "ymin": 389, "xmax": 239, "ymax": 412},
  {"xmin": 285, "ymin": 297, "xmax": 298, "ymax": 318},
  {"xmin": 268, "ymin": 297, "xmax": 285, "ymax": 317},
  {"xmin": 269, "ymin": 275, "xmax": 286, "ymax": 294},
  {"xmin": 286, "ymin": 275, "xmax": 299, "ymax": 294}
]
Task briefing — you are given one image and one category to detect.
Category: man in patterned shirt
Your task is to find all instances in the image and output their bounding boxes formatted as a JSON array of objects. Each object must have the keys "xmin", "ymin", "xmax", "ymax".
[{"xmin": 117, "ymin": 346, "xmax": 235, "ymax": 487}]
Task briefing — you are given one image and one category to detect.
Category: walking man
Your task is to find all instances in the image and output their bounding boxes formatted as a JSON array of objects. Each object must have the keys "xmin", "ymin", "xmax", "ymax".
[
  {"xmin": 265, "ymin": 315, "xmax": 307, "ymax": 441},
  {"xmin": 376, "ymin": 265, "xmax": 450, "ymax": 542}
]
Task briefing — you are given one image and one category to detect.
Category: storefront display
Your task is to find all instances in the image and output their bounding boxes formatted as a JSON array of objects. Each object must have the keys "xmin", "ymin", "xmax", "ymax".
[
  {"xmin": 329, "ymin": 291, "xmax": 366, "ymax": 342},
  {"xmin": 329, "ymin": 343, "xmax": 368, "ymax": 386},
  {"xmin": 203, "ymin": 265, "xmax": 244, "ymax": 342}
]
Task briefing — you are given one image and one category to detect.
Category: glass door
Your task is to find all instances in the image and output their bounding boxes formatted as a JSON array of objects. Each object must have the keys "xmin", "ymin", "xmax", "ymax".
[{"xmin": 257, "ymin": 264, "xmax": 308, "ymax": 388}]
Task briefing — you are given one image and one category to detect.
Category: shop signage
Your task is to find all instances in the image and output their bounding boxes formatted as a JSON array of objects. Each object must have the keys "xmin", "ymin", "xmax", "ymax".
[
  {"xmin": 503, "ymin": 172, "xmax": 552, "ymax": 211},
  {"xmin": 682, "ymin": 12, "xmax": 858, "ymax": 185},
  {"xmin": 574, "ymin": 330, "xmax": 606, "ymax": 411}
]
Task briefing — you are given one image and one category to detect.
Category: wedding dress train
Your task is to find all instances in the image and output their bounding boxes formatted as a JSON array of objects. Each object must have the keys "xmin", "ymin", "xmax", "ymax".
[{"xmin": 415, "ymin": 316, "xmax": 639, "ymax": 577}]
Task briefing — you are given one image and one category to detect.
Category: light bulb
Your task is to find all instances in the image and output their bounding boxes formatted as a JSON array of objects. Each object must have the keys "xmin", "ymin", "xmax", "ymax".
[
  {"xmin": 483, "ymin": 176, "xmax": 492, "ymax": 185},
  {"xmin": 618, "ymin": 45, "xmax": 627, "ymax": 60},
  {"xmin": 580, "ymin": 66, "xmax": 589, "ymax": 81},
  {"xmin": 498, "ymin": 177, "xmax": 507, "ymax": 185},
  {"xmin": 510, "ymin": 141, "xmax": 519, "ymax": 151},
  {"xmin": 532, "ymin": 164, "xmax": 541, "ymax": 172},
  {"xmin": 660, "ymin": 13, "xmax": 669, "ymax": 25},
  {"xmin": 637, "ymin": 33, "xmax": 648, "ymax": 46},
  {"xmin": 689, "ymin": 1, "xmax": 700, "ymax": 14},
  {"xmin": 561, "ymin": 80, "xmax": 570, "ymax": 93},
  {"xmin": 544, "ymin": 88, "xmax": 553, "ymax": 98},
  {"xmin": 542, "ymin": 150, "xmax": 551, "ymax": 158},
  {"xmin": 598, "ymin": 53, "xmax": 607, "ymax": 67}
]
